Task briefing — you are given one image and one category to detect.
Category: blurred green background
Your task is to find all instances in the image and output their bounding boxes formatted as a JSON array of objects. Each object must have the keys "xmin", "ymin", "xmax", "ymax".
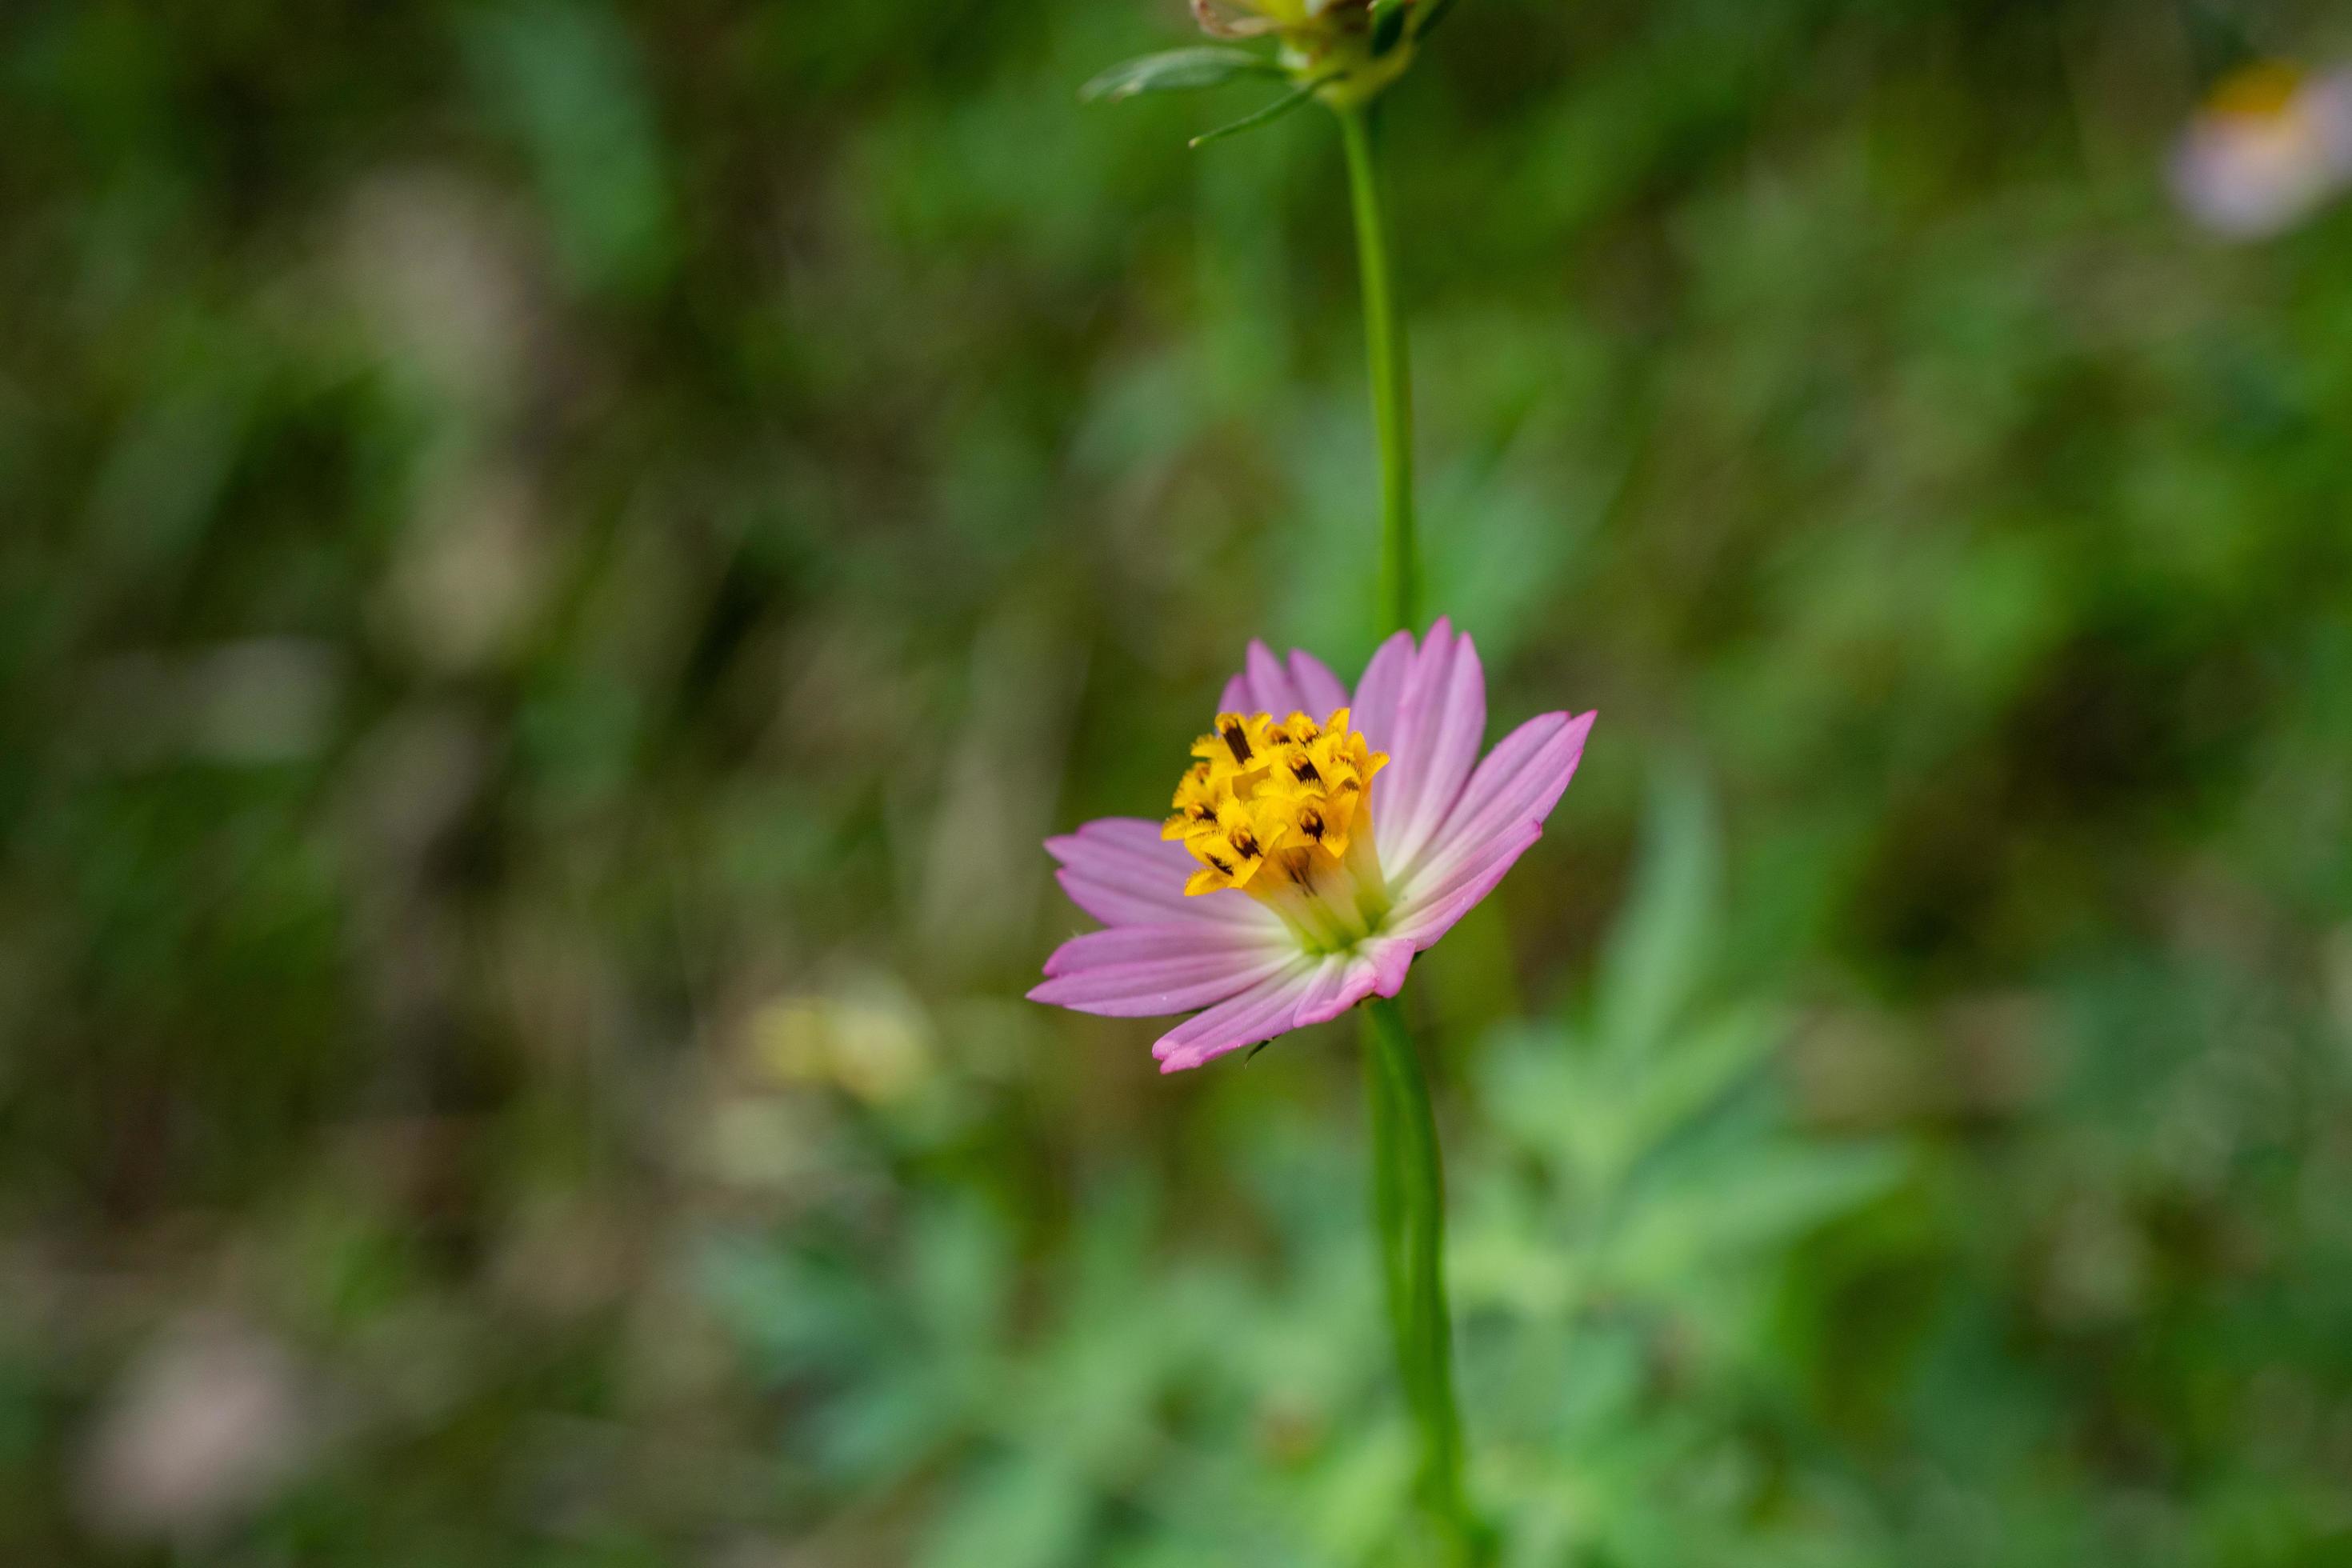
[{"xmin": 7, "ymin": 0, "xmax": 2352, "ymax": 1562}]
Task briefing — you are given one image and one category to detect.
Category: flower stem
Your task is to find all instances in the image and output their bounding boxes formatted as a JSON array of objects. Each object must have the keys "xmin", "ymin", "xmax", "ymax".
[
  {"xmin": 1341, "ymin": 89, "xmax": 1470, "ymax": 1559},
  {"xmin": 1337, "ymin": 103, "xmax": 1418, "ymax": 638},
  {"xmin": 1362, "ymin": 994, "xmax": 1472, "ymax": 1551}
]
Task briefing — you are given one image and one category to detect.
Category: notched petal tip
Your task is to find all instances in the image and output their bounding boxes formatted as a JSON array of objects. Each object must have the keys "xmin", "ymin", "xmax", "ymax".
[{"xmin": 1151, "ymin": 1036, "xmax": 1197, "ymax": 1071}]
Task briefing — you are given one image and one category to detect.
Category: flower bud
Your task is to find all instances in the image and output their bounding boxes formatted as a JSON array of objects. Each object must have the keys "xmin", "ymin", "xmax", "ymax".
[{"xmin": 1193, "ymin": 0, "xmax": 1425, "ymax": 110}]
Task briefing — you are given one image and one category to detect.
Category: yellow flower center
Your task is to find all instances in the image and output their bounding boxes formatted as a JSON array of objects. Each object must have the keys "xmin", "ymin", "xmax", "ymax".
[
  {"xmin": 1163, "ymin": 706, "xmax": 1393, "ymax": 950},
  {"xmin": 2208, "ymin": 62, "xmax": 2306, "ymax": 122}
]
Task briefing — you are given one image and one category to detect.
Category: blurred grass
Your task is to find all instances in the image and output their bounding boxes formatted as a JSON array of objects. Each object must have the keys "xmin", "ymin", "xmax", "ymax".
[{"xmin": 5, "ymin": 0, "xmax": 2352, "ymax": 1562}]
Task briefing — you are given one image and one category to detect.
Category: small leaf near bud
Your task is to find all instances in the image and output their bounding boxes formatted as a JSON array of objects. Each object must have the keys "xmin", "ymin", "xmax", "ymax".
[
  {"xmin": 1079, "ymin": 46, "xmax": 1285, "ymax": 103},
  {"xmin": 1189, "ymin": 74, "xmax": 1337, "ymax": 147}
]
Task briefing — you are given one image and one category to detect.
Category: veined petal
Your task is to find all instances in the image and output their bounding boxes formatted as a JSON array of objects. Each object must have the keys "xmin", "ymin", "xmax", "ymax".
[
  {"xmin": 1287, "ymin": 953, "xmax": 1360, "ymax": 1025},
  {"xmin": 1029, "ymin": 932, "xmax": 1297, "ymax": 1017},
  {"xmin": 1388, "ymin": 820, "xmax": 1544, "ymax": 952},
  {"xmin": 1214, "ymin": 639, "xmax": 1326, "ymax": 724},
  {"xmin": 1292, "ymin": 936, "xmax": 1414, "ymax": 1026},
  {"xmin": 1349, "ymin": 627, "xmax": 1417, "ymax": 754},
  {"xmin": 1152, "ymin": 956, "xmax": 1322, "ymax": 1073},
  {"xmin": 1039, "ymin": 922, "xmax": 1284, "ymax": 977},
  {"xmin": 1403, "ymin": 710, "xmax": 1595, "ymax": 886},
  {"xmin": 1362, "ymin": 621, "xmax": 1484, "ymax": 874},
  {"xmin": 1048, "ymin": 818, "xmax": 1281, "ymax": 930},
  {"xmin": 1246, "ymin": 640, "xmax": 1302, "ymax": 717},
  {"xmin": 1289, "ymin": 649, "xmax": 1350, "ymax": 718}
]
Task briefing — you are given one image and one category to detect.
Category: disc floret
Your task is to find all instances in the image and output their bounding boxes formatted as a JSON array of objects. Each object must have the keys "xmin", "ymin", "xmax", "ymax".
[{"xmin": 1164, "ymin": 706, "xmax": 1391, "ymax": 950}]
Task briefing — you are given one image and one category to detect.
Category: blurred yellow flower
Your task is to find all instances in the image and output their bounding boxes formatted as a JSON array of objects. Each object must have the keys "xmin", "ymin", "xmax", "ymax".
[{"xmin": 750, "ymin": 979, "xmax": 934, "ymax": 1104}]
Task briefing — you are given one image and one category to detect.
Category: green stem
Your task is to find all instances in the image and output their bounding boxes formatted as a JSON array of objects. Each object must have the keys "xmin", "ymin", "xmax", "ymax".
[
  {"xmin": 1362, "ymin": 994, "xmax": 1470, "ymax": 1550},
  {"xmin": 1337, "ymin": 103, "xmax": 1418, "ymax": 637},
  {"xmin": 1340, "ymin": 86, "xmax": 1470, "ymax": 1560}
]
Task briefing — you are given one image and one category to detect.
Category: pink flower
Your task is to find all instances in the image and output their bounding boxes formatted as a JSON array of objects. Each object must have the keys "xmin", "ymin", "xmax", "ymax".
[
  {"xmin": 1031, "ymin": 619, "xmax": 1595, "ymax": 1072},
  {"xmin": 2172, "ymin": 62, "xmax": 2352, "ymax": 239}
]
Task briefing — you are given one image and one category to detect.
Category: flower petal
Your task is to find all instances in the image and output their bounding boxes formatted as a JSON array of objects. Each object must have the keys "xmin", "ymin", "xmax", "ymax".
[
  {"xmin": 1292, "ymin": 936, "xmax": 1415, "ymax": 1027},
  {"xmin": 1247, "ymin": 640, "xmax": 1306, "ymax": 717},
  {"xmin": 1047, "ymin": 818, "xmax": 1281, "ymax": 930},
  {"xmin": 1348, "ymin": 628, "xmax": 1417, "ymax": 751},
  {"xmin": 1219, "ymin": 642, "xmax": 1354, "ymax": 724},
  {"xmin": 1287, "ymin": 953, "xmax": 1362, "ymax": 1025},
  {"xmin": 1387, "ymin": 820, "xmax": 1544, "ymax": 952},
  {"xmin": 1030, "ymin": 924, "xmax": 1295, "ymax": 1017},
  {"xmin": 1369, "ymin": 621, "xmax": 1486, "ymax": 874},
  {"xmin": 1289, "ymin": 649, "xmax": 1350, "ymax": 718},
  {"xmin": 1147, "ymin": 932, "xmax": 1418, "ymax": 1070},
  {"xmin": 1039, "ymin": 921, "xmax": 1287, "ymax": 977},
  {"xmin": 1152, "ymin": 957, "xmax": 1322, "ymax": 1073},
  {"xmin": 1220, "ymin": 639, "xmax": 1314, "ymax": 719},
  {"xmin": 1403, "ymin": 710, "xmax": 1594, "ymax": 887}
]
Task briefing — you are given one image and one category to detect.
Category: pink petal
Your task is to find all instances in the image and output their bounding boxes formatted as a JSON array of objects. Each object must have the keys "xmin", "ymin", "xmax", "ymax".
[
  {"xmin": 1038, "ymin": 922, "xmax": 1274, "ymax": 976},
  {"xmin": 1402, "ymin": 816, "xmax": 1543, "ymax": 914},
  {"xmin": 1368, "ymin": 622, "xmax": 1486, "ymax": 874},
  {"xmin": 1288, "ymin": 954, "xmax": 1361, "ymax": 1024},
  {"xmin": 1148, "ymin": 933, "xmax": 1420, "ymax": 1072},
  {"xmin": 1349, "ymin": 628, "xmax": 1418, "ymax": 751},
  {"xmin": 1219, "ymin": 642, "xmax": 1353, "ymax": 723},
  {"xmin": 1218, "ymin": 641, "xmax": 1299, "ymax": 717},
  {"xmin": 1289, "ymin": 650, "xmax": 1350, "ymax": 718},
  {"xmin": 1030, "ymin": 926, "xmax": 1295, "ymax": 1016},
  {"xmin": 1364, "ymin": 935, "xmax": 1417, "ymax": 997},
  {"xmin": 1293, "ymin": 937, "xmax": 1415, "ymax": 1027},
  {"xmin": 1402, "ymin": 710, "xmax": 1594, "ymax": 886},
  {"xmin": 1152, "ymin": 958, "xmax": 1322, "ymax": 1073},
  {"xmin": 1246, "ymin": 641, "xmax": 1305, "ymax": 717},
  {"xmin": 1047, "ymin": 818, "xmax": 1279, "ymax": 930},
  {"xmin": 1387, "ymin": 820, "xmax": 1544, "ymax": 952}
]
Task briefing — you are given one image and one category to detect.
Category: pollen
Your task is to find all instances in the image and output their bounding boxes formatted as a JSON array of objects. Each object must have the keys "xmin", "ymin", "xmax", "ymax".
[{"xmin": 1164, "ymin": 707, "xmax": 1389, "ymax": 910}]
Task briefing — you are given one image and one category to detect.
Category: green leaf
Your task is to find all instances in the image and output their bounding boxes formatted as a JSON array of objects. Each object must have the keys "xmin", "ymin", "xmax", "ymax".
[
  {"xmin": 1625, "ymin": 1003, "xmax": 1782, "ymax": 1156},
  {"xmin": 919, "ymin": 1455, "xmax": 1093, "ymax": 1568},
  {"xmin": 1604, "ymin": 1144, "xmax": 1906, "ymax": 1290},
  {"xmin": 1594, "ymin": 762, "xmax": 1718, "ymax": 1062},
  {"xmin": 1078, "ymin": 46, "xmax": 1282, "ymax": 103},
  {"xmin": 1188, "ymin": 75, "xmax": 1331, "ymax": 148}
]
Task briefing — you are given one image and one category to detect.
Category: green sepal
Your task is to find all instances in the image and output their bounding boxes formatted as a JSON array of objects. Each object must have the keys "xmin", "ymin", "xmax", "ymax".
[
  {"xmin": 1371, "ymin": 0, "xmax": 1410, "ymax": 56},
  {"xmin": 1079, "ymin": 46, "xmax": 1283, "ymax": 103}
]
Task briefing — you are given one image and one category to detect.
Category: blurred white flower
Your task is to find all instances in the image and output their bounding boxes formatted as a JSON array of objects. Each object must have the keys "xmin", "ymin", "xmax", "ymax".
[
  {"xmin": 2172, "ymin": 62, "xmax": 2352, "ymax": 239},
  {"xmin": 76, "ymin": 1317, "xmax": 318, "ymax": 1546}
]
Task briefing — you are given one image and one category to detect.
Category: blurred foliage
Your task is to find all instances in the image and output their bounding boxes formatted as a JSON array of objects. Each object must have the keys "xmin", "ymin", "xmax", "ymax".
[{"xmin": 4, "ymin": 0, "xmax": 2352, "ymax": 1563}]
